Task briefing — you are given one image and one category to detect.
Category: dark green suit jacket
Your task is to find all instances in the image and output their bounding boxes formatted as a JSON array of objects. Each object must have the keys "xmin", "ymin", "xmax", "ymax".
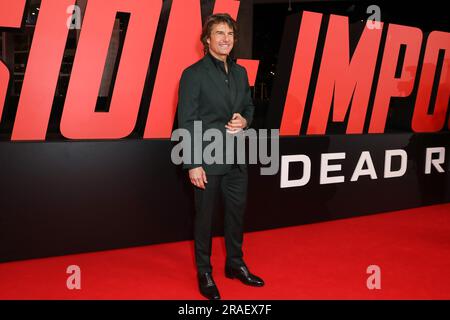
[{"xmin": 177, "ymin": 54, "xmax": 255, "ymax": 175}]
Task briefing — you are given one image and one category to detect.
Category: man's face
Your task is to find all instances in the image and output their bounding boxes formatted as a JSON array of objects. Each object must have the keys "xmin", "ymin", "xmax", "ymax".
[{"xmin": 207, "ymin": 22, "xmax": 234, "ymax": 60}]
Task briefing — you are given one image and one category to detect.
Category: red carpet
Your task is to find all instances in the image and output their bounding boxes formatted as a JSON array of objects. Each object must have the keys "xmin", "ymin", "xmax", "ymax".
[{"xmin": 1, "ymin": 203, "xmax": 449, "ymax": 300}]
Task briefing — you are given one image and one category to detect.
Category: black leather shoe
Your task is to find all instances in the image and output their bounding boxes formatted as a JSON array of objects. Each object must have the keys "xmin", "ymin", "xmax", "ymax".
[
  {"xmin": 198, "ymin": 272, "xmax": 221, "ymax": 300},
  {"xmin": 225, "ymin": 265, "xmax": 265, "ymax": 287}
]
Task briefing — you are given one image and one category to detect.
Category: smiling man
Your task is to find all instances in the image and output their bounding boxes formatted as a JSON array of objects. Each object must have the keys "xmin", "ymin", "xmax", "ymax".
[{"xmin": 177, "ymin": 13, "xmax": 264, "ymax": 300}]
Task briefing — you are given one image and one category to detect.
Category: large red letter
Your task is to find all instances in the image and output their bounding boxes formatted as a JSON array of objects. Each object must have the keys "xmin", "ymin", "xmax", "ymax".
[
  {"xmin": 143, "ymin": 0, "xmax": 240, "ymax": 139},
  {"xmin": 307, "ymin": 15, "xmax": 383, "ymax": 135},
  {"xmin": 11, "ymin": 0, "xmax": 75, "ymax": 140},
  {"xmin": 412, "ymin": 31, "xmax": 450, "ymax": 132},
  {"xmin": 0, "ymin": 0, "xmax": 26, "ymax": 120},
  {"xmin": 279, "ymin": 11, "xmax": 322, "ymax": 136},
  {"xmin": 369, "ymin": 24, "xmax": 422, "ymax": 133},
  {"xmin": 0, "ymin": 0, "xmax": 25, "ymax": 121},
  {"xmin": 60, "ymin": 0, "xmax": 161, "ymax": 139},
  {"xmin": 0, "ymin": 0, "xmax": 25, "ymax": 27}
]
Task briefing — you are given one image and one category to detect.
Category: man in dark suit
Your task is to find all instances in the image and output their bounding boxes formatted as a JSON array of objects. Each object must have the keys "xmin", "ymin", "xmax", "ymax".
[{"xmin": 177, "ymin": 13, "xmax": 264, "ymax": 300}]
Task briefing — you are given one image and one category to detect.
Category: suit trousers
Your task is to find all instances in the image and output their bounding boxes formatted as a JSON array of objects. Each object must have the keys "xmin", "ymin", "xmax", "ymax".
[{"xmin": 194, "ymin": 165, "xmax": 247, "ymax": 274}]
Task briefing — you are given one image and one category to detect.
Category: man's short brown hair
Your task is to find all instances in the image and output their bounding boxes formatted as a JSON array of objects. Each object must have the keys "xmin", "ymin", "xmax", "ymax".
[{"xmin": 200, "ymin": 13, "xmax": 238, "ymax": 55}]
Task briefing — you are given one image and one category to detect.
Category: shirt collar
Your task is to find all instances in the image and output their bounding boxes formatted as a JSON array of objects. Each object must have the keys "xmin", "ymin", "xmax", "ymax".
[{"xmin": 207, "ymin": 51, "xmax": 233, "ymax": 68}]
